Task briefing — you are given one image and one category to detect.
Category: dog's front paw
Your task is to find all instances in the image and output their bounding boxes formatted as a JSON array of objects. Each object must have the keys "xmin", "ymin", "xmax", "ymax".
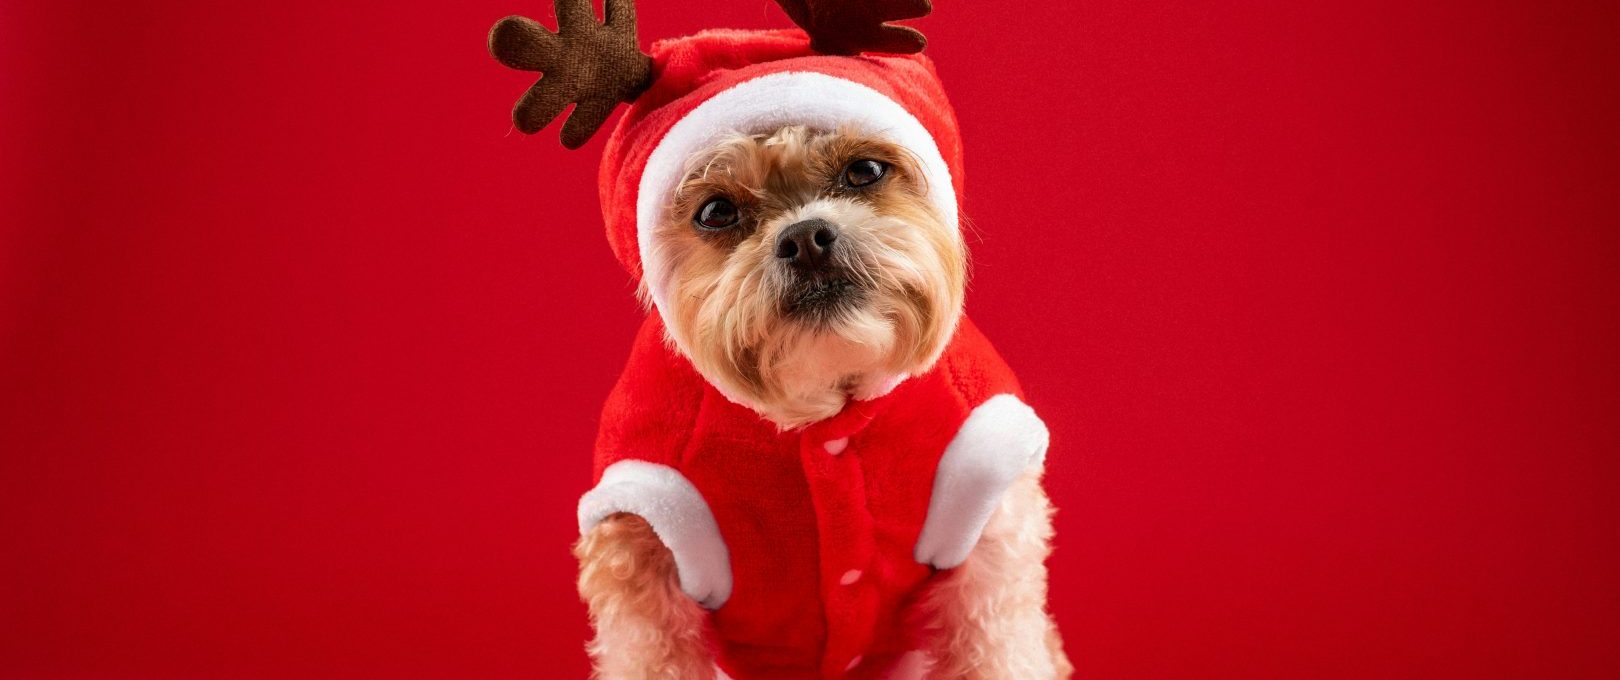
[{"xmin": 576, "ymin": 513, "xmax": 717, "ymax": 680}]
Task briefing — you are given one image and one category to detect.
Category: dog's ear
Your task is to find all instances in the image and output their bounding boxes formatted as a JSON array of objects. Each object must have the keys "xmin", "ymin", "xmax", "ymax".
[
  {"xmin": 488, "ymin": 0, "xmax": 653, "ymax": 148},
  {"xmin": 772, "ymin": 0, "xmax": 932, "ymax": 56}
]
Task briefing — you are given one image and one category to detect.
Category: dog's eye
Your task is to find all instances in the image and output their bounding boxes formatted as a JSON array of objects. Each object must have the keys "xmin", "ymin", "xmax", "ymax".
[
  {"xmin": 694, "ymin": 198, "xmax": 740, "ymax": 230},
  {"xmin": 843, "ymin": 159, "xmax": 888, "ymax": 188}
]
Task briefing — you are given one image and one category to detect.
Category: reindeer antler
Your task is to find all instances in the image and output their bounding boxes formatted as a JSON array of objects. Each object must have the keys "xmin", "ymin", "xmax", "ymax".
[
  {"xmin": 773, "ymin": 0, "xmax": 932, "ymax": 55},
  {"xmin": 489, "ymin": 0, "xmax": 653, "ymax": 148}
]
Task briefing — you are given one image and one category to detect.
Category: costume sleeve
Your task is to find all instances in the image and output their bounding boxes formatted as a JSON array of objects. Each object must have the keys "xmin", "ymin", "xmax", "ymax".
[
  {"xmin": 576, "ymin": 315, "xmax": 732, "ymax": 609},
  {"xmin": 914, "ymin": 318, "xmax": 1051, "ymax": 569}
]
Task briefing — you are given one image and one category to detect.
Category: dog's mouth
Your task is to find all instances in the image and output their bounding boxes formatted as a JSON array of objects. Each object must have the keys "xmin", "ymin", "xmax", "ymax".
[{"xmin": 781, "ymin": 277, "xmax": 864, "ymax": 323}]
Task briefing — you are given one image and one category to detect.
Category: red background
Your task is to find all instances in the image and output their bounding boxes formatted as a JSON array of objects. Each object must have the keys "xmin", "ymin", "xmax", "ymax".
[{"xmin": 4, "ymin": 1, "xmax": 1618, "ymax": 677}]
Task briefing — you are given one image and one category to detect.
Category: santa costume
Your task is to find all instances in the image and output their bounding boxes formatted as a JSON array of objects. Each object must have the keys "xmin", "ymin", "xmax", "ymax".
[{"xmin": 492, "ymin": 8, "xmax": 1051, "ymax": 680}]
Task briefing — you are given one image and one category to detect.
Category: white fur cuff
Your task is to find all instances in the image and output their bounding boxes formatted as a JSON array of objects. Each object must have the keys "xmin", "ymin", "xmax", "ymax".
[
  {"xmin": 578, "ymin": 460, "xmax": 733, "ymax": 609},
  {"xmin": 914, "ymin": 394, "xmax": 1050, "ymax": 569}
]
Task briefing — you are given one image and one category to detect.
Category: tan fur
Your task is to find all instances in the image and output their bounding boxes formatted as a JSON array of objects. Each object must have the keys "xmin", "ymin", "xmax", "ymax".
[
  {"xmin": 578, "ymin": 127, "xmax": 1066, "ymax": 679},
  {"xmin": 575, "ymin": 514, "xmax": 717, "ymax": 680},
  {"xmin": 913, "ymin": 470, "xmax": 1073, "ymax": 680},
  {"xmin": 655, "ymin": 126, "xmax": 966, "ymax": 429}
]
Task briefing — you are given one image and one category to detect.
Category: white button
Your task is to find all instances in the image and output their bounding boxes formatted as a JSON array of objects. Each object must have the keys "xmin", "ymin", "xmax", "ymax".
[
  {"xmin": 839, "ymin": 569, "xmax": 862, "ymax": 585},
  {"xmin": 845, "ymin": 655, "xmax": 863, "ymax": 671},
  {"xmin": 824, "ymin": 437, "xmax": 849, "ymax": 455}
]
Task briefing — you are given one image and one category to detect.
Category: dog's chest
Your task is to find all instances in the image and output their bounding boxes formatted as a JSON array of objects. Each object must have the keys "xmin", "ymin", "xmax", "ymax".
[{"xmin": 673, "ymin": 375, "xmax": 969, "ymax": 677}]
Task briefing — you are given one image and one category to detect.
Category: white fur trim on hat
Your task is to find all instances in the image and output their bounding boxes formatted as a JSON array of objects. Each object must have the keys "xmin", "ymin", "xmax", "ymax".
[
  {"xmin": 578, "ymin": 460, "xmax": 733, "ymax": 609},
  {"xmin": 914, "ymin": 394, "xmax": 1050, "ymax": 569},
  {"xmin": 635, "ymin": 70, "xmax": 959, "ymax": 321}
]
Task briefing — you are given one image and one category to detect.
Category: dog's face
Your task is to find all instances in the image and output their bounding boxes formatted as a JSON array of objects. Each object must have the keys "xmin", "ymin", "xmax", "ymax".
[{"xmin": 652, "ymin": 125, "xmax": 966, "ymax": 428}]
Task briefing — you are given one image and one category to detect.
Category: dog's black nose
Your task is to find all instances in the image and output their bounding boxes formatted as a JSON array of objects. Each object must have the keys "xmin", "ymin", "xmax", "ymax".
[{"xmin": 775, "ymin": 219, "xmax": 839, "ymax": 270}]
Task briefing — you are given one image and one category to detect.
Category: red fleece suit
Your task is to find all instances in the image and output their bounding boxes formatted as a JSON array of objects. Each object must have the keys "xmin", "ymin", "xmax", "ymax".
[{"xmin": 579, "ymin": 316, "xmax": 1048, "ymax": 680}]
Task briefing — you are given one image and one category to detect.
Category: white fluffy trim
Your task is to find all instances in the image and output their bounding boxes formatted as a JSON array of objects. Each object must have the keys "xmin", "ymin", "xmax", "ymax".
[
  {"xmin": 636, "ymin": 71, "xmax": 959, "ymax": 326},
  {"xmin": 577, "ymin": 460, "xmax": 732, "ymax": 609},
  {"xmin": 914, "ymin": 394, "xmax": 1050, "ymax": 569}
]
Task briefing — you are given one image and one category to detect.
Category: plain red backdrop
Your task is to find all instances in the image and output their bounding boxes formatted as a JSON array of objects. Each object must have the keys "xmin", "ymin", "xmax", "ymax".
[{"xmin": 3, "ymin": 0, "xmax": 1618, "ymax": 677}]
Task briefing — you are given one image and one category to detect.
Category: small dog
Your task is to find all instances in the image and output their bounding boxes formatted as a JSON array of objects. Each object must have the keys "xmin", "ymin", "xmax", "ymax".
[
  {"xmin": 486, "ymin": 1, "xmax": 1069, "ymax": 676},
  {"xmin": 574, "ymin": 125, "xmax": 1071, "ymax": 679}
]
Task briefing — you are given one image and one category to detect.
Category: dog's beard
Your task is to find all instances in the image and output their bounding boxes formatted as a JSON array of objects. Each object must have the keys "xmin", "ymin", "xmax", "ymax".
[
  {"xmin": 780, "ymin": 275, "xmax": 863, "ymax": 324},
  {"xmin": 663, "ymin": 194, "xmax": 964, "ymax": 430}
]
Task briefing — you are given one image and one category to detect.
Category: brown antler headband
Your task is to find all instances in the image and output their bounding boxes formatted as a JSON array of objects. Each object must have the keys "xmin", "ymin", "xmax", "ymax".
[
  {"xmin": 489, "ymin": 0, "xmax": 933, "ymax": 147},
  {"xmin": 488, "ymin": 0, "xmax": 653, "ymax": 148},
  {"xmin": 773, "ymin": 0, "xmax": 932, "ymax": 56}
]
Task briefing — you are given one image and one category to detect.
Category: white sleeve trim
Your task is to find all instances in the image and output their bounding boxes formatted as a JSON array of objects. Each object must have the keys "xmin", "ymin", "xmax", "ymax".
[
  {"xmin": 577, "ymin": 460, "xmax": 732, "ymax": 609},
  {"xmin": 914, "ymin": 394, "xmax": 1050, "ymax": 569}
]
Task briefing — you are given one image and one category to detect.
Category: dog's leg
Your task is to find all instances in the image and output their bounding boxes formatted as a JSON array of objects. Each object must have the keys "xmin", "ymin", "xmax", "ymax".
[
  {"xmin": 915, "ymin": 469, "xmax": 1073, "ymax": 680},
  {"xmin": 575, "ymin": 513, "xmax": 716, "ymax": 680}
]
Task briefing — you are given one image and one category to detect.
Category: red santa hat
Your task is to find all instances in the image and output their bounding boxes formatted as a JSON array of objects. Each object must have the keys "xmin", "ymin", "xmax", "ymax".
[{"xmin": 491, "ymin": 1, "xmax": 960, "ymax": 321}]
